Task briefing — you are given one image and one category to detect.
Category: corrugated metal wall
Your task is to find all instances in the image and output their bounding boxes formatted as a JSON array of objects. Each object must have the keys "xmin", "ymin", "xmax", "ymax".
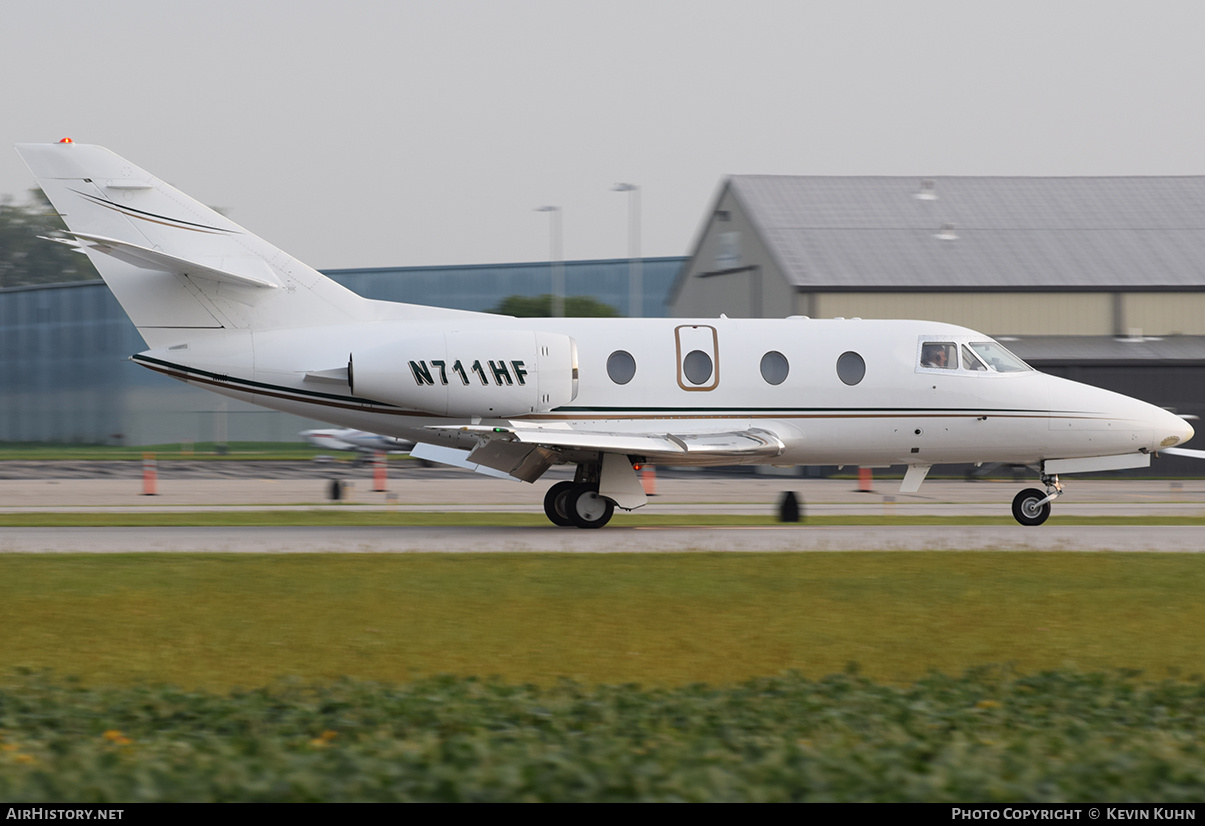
[
  {"xmin": 326, "ymin": 258, "xmax": 683, "ymax": 316},
  {"xmin": 0, "ymin": 258, "xmax": 684, "ymax": 444},
  {"xmin": 812, "ymin": 293, "xmax": 1117, "ymax": 336},
  {"xmin": 0, "ymin": 283, "xmax": 137, "ymax": 442}
]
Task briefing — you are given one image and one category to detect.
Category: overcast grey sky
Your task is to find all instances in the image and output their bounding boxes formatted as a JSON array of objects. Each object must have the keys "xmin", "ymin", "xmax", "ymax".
[{"xmin": 4, "ymin": 1, "xmax": 1204, "ymax": 270}]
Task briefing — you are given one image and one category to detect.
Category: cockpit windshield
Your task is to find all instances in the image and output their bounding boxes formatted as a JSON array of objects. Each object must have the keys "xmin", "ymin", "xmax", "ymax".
[
  {"xmin": 917, "ymin": 337, "xmax": 1032, "ymax": 374},
  {"xmin": 961, "ymin": 345, "xmax": 988, "ymax": 371},
  {"xmin": 966, "ymin": 341, "xmax": 1031, "ymax": 373}
]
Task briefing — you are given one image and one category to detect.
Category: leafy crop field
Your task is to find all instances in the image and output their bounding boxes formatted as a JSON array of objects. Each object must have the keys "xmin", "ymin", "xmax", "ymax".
[
  {"xmin": 2, "ymin": 670, "xmax": 1203, "ymax": 802},
  {"xmin": 2, "ymin": 551, "xmax": 1203, "ymax": 801}
]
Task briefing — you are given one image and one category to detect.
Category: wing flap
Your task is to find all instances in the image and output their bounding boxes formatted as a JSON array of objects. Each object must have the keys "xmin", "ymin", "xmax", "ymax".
[
  {"xmin": 467, "ymin": 440, "xmax": 559, "ymax": 482},
  {"xmin": 408, "ymin": 442, "xmax": 523, "ymax": 481}
]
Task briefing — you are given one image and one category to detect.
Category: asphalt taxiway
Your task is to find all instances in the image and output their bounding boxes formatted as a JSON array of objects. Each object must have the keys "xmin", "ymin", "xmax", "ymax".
[{"xmin": 1, "ymin": 462, "xmax": 1203, "ymax": 515}]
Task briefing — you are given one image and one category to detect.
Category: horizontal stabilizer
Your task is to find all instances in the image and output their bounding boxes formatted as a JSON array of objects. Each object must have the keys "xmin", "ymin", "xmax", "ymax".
[
  {"xmin": 64, "ymin": 232, "xmax": 279, "ymax": 289},
  {"xmin": 38, "ymin": 235, "xmax": 90, "ymax": 254}
]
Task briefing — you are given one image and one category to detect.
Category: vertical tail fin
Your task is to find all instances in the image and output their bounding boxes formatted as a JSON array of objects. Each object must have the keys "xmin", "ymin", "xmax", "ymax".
[{"xmin": 15, "ymin": 141, "xmax": 367, "ymax": 348}]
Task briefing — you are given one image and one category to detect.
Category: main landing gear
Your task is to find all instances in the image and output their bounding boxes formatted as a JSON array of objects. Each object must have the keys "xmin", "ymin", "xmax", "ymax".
[
  {"xmin": 543, "ymin": 480, "xmax": 616, "ymax": 529},
  {"xmin": 543, "ymin": 462, "xmax": 623, "ymax": 529},
  {"xmin": 1011, "ymin": 473, "xmax": 1063, "ymax": 526}
]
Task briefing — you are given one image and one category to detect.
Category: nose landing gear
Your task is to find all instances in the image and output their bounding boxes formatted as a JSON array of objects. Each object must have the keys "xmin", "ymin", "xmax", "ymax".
[{"xmin": 1011, "ymin": 473, "xmax": 1063, "ymax": 526}]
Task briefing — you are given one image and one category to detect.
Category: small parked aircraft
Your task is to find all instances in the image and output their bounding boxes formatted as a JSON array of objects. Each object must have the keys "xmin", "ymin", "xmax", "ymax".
[
  {"xmin": 300, "ymin": 428, "xmax": 415, "ymax": 456},
  {"xmin": 16, "ymin": 141, "xmax": 1196, "ymax": 527}
]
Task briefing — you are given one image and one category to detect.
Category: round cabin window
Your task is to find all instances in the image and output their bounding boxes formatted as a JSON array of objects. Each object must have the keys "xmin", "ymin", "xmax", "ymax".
[
  {"xmin": 682, "ymin": 349, "xmax": 713, "ymax": 385},
  {"xmin": 607, "ymin": 350, "xmax": 637, "ymax": 385},
  {"xmin": 836, "ymin": 351, "xmax": 865, "ymax": 386},
  {"xmin": 760, "ymin": 351, "xmax": 789, "ymax": 385}
]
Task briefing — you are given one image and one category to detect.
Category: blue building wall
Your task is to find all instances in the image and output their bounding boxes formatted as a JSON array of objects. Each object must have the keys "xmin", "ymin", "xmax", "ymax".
[
  {"xmin": 325, "ymin": 257, "xmax": 682, "ymax": 316},
  {"xmin": 0, "ymin": 282, "xmax": 141, "ymax": 442},
  {"xmin": 0, "ymin": 258, "xmax": 684, "ymax": 444}
]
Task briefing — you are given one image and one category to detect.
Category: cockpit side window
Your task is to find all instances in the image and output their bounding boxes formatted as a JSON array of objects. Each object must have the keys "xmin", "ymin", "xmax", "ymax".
[
  {"xmin": 961, "ymin": 344, "xmax": 988, "ymax": 371},
  {"xmin": 920, "ymin": 342, "xmax": 957, "ymax": 370}
]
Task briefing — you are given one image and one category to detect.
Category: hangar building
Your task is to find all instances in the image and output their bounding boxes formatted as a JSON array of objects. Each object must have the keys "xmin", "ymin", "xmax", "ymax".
[{"xmin": 670, "ymin": 175, "xmax": 1205, "ymax": 462}]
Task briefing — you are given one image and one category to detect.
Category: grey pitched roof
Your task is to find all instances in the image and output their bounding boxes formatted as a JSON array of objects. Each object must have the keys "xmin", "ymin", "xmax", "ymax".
[
  {"xmin": 1005, "ymin": 335, "xmax": 1205, "ymax": 363},
  {"xmin": 728, "ymin": 175, "xmax": 1205, "ymax": 290}
]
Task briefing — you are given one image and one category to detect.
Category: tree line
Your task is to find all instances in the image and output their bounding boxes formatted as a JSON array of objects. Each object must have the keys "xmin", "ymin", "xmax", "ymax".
[{"xmin": 0, "ymin": 190, "xmax": 94, "ymax": 289}]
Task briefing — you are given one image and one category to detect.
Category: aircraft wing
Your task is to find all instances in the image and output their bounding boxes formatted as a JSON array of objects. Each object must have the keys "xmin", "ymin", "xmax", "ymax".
[
  {"xmin": 421, "ymin": 422, "xmax": 787, "ymax": 482},
  {"xmin": 1161, "ymin": 447, "xmax": 1205, "ymax": 460}
]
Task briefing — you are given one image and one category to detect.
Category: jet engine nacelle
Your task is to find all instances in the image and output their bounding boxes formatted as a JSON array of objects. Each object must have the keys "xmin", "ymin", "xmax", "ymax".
[{"xmin": 349, "ymin": 330, "xmax": 579, "ymax": 417}]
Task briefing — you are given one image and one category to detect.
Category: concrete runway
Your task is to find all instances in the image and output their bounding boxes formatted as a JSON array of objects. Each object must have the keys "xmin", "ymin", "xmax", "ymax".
[
  {"xmin": 1, "ymin": 524, "xmax": 1204, "ymax": 553},
  {"xmin": 2, "ymin": 463, "xmax": 1203, "ymax": 552}
]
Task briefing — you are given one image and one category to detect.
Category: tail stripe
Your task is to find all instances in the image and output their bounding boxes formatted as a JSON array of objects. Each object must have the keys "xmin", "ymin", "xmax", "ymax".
[{"xmin": 72, "ymin": 189, "xmax": 236, "ymax": 234}]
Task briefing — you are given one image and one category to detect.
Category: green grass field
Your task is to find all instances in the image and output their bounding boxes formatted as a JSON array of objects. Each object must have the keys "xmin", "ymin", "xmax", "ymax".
[
  {"xmin": 3, "ymin": 552, "xmax": 1202, "ymax": 689},
  {"xmin": 3, "ymin": 551, "xmax": 1204, "ymax": 801}
]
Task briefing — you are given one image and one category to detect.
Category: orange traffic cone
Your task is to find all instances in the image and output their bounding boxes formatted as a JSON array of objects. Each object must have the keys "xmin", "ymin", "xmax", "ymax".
[
  {"xmin": 142, "ymin": 453, "xmax": 158, "ymax": 496},
  {"xmin": 641, "ymin": 465, "xmax": 657, "ymax": 496},
  {"xmin": 372, "ymin": 452, "xmax": 388, "ymax": 492}
]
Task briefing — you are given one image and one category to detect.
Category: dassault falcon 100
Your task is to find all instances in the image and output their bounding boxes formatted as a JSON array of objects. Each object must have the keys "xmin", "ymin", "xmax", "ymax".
[{"xmin": 16, "ymin": 140, "xmax": 1197, "ymax": 528}]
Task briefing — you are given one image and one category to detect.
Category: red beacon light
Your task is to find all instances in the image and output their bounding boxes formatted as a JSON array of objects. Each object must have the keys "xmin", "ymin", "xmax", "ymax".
[{"xmin": 58, "ymin": 137, "xmax": 73, "ymax": 144}]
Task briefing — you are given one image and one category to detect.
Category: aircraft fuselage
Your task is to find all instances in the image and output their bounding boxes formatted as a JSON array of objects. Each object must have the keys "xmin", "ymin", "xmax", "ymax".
[{"xmin": 132, "ymin": 315, "xmax": 1191, "ymax": 470}]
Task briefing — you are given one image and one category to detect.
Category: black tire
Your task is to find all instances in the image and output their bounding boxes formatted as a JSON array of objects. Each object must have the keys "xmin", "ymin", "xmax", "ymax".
[
  {"xmin": 543, "ymin": 481, "xmax": 578, "ymax": 527},
  {"xmin": 1012, "ymin": 488, "xmax": 1051, "ymax": 526},
  {"xmin": 566, "ymin": 486, "xmax": 615, "ymax": 529}
]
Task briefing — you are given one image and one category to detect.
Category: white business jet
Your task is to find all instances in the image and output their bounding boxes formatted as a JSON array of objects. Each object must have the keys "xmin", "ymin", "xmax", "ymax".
[{"xmin": 16, "ymin": 141, "xmax": 1196, "ymax": 528}]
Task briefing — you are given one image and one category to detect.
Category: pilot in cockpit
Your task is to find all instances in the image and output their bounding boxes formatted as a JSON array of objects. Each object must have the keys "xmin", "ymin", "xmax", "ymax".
[{"xmin": 921, "ymin": 342, "xmax": 954, "ymax": 369}]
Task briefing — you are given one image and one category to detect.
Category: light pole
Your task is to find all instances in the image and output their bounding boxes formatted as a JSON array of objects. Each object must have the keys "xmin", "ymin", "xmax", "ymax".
[
  {"xmin": 535, "ymin": 205, "xmax": 564, "ymax": 317},
  {"xmin": 612, "ymin": 183, "xmax": 641, "ymax": 317}
]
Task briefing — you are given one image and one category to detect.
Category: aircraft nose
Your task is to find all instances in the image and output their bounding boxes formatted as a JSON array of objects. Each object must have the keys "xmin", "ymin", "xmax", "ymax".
[
  {"xmin": 1173, "ymin": 415, "xmax": 1194, "ymax": 447},
  {"xmin": 1153, "ymin": 407, "xmax": 1194, "ymax": 450}
]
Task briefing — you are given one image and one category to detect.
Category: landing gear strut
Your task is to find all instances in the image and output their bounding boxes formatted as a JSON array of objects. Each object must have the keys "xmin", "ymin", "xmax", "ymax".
[
  {"xmin": 1011, "ymin": 473, "xmax": 1063, "ymax": 527},
  {"xmin": 542, "ymin": 465, "xmax": 617, "ymax": 529}
]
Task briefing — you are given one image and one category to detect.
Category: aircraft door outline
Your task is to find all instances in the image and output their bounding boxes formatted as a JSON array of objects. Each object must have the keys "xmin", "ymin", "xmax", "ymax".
[{"xmin": 674, "ymin": 324, "xmax": 719, "ymax": 391}]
